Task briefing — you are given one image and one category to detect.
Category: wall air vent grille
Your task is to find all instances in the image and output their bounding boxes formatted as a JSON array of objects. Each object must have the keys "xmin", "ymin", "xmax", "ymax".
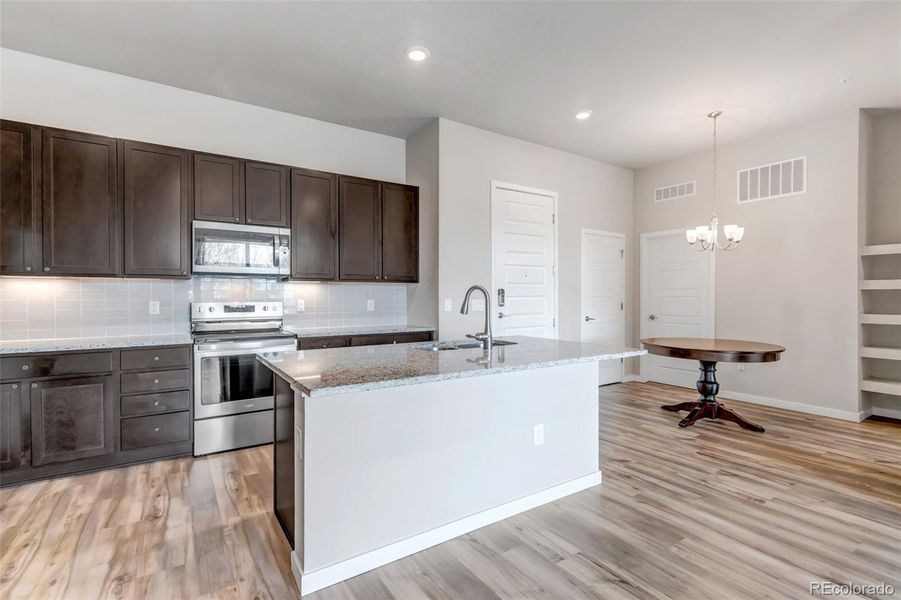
[
  {"xmin": 654, "ymin": 180, "xmax": 696, "ymax": 202},
  {"xmin": 738, "ymin": 156, "xmax": 806, "ymax": 203}
]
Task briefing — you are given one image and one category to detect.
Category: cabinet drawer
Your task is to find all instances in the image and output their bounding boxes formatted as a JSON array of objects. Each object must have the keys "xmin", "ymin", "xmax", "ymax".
[
  {"xmin": 121, "ymin": 411, "xmax": 190, "ymax": 450},
  {"xmin": 120, "ymin": 346, "xmax": 190, "ymax": 371},
  {"xmin": 121, "ymin": 390, "xmax": 191, "ymax": 417},
  {"xmin": 298, "ymin": 336, "xmax": 348, "ymax": 350},
  {"xmin": 1, "ymin": 351, "xmax": 113, "ymax": 381},
  {"xmin": 120, "ymin": 369, "xmax": 190, "ymax": 395},
  {"xmin": 349, "ymin": 332, "xmax": 433, "ymax": 346}
]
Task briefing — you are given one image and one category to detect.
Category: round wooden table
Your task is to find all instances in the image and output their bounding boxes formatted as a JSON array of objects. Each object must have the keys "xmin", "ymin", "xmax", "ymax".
[{"xmin": 640, "ymin": 337, "xmax": 785, "ymax": 432}]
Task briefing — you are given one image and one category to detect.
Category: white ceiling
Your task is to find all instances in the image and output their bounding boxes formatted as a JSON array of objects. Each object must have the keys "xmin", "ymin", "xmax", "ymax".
[{"xmin": 1, "ymin": 1, "xmax": 898, "ymax": 169}]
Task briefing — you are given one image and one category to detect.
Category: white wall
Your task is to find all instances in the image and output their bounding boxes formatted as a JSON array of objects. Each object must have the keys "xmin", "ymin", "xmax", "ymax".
[
  {"xmin": 633, "ymin": 111, "xmax": 861, "ymax": 417},
  {"xmin": 404, "ymin": 120, "xmax": 439, "ymax": 328},
  {"xmin": 0, "ymin": 49, "xmax": 405, "ymax": 182},
  {"xmin": 437, "ymin": 119, "xmax": 634, "ymax": 342}
]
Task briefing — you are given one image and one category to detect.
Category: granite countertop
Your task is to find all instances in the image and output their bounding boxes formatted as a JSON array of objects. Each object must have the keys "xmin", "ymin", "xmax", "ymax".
[
  {"xmin": 0, "ymin": 334, "xmax": 195, "ymax": 355},
  {"xmin": 257, "ymin": 336, "xmax": 646, "ymax": 398},
  {"xmin": 284, "ymin": 325, "xmax": 436, "ymax": 339}
]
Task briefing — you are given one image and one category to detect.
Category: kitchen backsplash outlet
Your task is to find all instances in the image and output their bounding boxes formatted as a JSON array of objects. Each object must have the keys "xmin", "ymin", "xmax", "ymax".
[{"xmin": 0, "ymin": 277, "xmax": 408, "ymax": 341}]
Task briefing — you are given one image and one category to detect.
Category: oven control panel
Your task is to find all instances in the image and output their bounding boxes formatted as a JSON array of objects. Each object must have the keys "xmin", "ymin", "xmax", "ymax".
[{"xmin": 191, "ymin": 301, "xmax": 283, "ymax": 319}]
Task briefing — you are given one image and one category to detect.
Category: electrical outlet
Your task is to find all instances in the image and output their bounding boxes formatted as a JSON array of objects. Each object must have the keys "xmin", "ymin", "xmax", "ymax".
[
  {"xmin": 533, "ymin": 424, "xmax": 544, "ymax": 447},
  {"xmin": 367, "ymin": 299, "xmax": 375, "ymax": 312},
  {"xmin": 472, "ymin": 298, "xmax": 485, "ymax": 312},
  {"xmin": 444, "ymin": 299, "xmax": 452, "ymax": 312},
  {"xmin": 148, "ymin": 300, "xmax": 160, "ymax": 315},
  {"xmin": 737, "ymin": 364, "xmax": 746, "ymax": 371},
  {"xmin": 297, "ymin": 299, "xmax": 305, "ymax": 312}
]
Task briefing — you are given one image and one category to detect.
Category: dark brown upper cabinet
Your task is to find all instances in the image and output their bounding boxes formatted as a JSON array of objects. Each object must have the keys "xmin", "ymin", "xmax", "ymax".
[
  {"xmin": 42, "ymin": 128, "xmax": 120, "ymax": 276},
  {"xmin": 246, "ymin": 161, "xmax": 289, "ymax": 227},
  {"xmin": 0, "ymin": 120, "xmax": 40, "ymax": 275},
  {"xmin": 30, "ymin": 374, "xmax": 115, "ymax": 467},
  {"xmin": 338, "ymin": 176, "xmax": 382, "ymax": 281},
  {"xmin": 291, "ymin": 168, "xmax": 337, "ymax": 280},
  {"xmin": 381, "ymin": 182, "xmax": 419, "ymax": 282},
  {"xmin": 193, "ymin": 153, "xmax": 243, "ymax": 223},
  {"xmin": 123, "ymin": 141, "xmax": 190, "ymax": 278}
]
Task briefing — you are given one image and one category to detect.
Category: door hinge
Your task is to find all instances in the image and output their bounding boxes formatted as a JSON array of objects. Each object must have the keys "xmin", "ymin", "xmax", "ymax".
[
  {"xmin": 620, "ymin": 249, "xmax": 624, "ymax": 258},
  {"xmin": 552, "ymin": 213, "xmax": 556, "ymax": 224},
  {"xmin": 553, "ymin": 318, "xmax": 556, "ymax": 327},
  {"xmin": 552, "ymin": 265, "xmax": 556, "ymax": 276},
  {"xmin": 620, "ymin": 302, "xmax": 624, "ymax": 310}
]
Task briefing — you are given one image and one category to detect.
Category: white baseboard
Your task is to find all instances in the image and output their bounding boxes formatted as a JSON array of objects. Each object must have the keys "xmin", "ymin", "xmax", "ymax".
[
  {"xmin": 622, "ymin": 375, "xmax": 647, "ymax": 383},
  {"xmin": 861, "ymin": 406, "xmax": 901, "ymax": 420},
  {"xmin": 718, "ymin": 388, "xmax": 864, "ymax": 422},
  {"xmin": 293, "ymin": 471, "xmax": 602, "ymax": 596}
]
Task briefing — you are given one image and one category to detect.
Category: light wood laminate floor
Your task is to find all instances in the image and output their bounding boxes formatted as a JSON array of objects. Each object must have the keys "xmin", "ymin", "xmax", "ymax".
[{"xmin": 1, "ymin": 382, "xmax": 899, "ymax": 599}]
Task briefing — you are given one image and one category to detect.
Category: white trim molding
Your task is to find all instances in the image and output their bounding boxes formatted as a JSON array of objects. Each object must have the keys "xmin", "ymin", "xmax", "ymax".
[
  {"xmin": 718, "ymin": 389, "xmax": 865, "ymax": 422},
  {"xmin": 293, "ymin": 471, "xmax": 602, "ymax": 596}
]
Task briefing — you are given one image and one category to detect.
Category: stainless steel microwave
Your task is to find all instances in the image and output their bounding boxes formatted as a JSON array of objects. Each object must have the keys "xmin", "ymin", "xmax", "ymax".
[{"xmin": 192, "ymin": 220, "xmax": 290, "ymax": 276}]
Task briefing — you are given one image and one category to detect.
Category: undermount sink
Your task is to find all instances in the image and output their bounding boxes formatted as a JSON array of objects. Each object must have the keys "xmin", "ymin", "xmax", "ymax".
[{"xmin": 415, "ymin": 339, "xmax": 518, "ymax": 351}]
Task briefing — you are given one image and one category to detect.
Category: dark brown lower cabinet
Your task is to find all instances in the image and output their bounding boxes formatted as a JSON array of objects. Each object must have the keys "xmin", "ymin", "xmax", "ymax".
[
  {"xmin": 0, "ymin": 345, "xmax": 193, "ymax": 487},
  {"xmin": 298, "ymin": 330, "xmax": 434, "ymax": 350},
  {"xmin": 0, "ymin": 382, "xmax": 26, "ymax": 471},
  {"xmin": 273, "ymin": 374, "xmax": 295, "ymax": 548},
  {"xmin": 30, "ymin": 375, "xmax": 115, "ymax": 466}
]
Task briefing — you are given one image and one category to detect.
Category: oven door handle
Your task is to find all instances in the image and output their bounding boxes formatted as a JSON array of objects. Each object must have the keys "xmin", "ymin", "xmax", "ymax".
[{"xmin": 195, "ymin": 344, "xmax": 296, "ymax": 357}]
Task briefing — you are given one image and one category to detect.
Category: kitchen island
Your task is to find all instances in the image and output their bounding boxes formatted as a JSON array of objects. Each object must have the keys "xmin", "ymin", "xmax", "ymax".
[{"xmin": 257, "ymin": 336, "xmax": 645, "ymax": 596}]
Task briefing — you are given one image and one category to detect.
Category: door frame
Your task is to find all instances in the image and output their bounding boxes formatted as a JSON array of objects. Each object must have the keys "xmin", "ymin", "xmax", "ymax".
[
  {"xmin": 639, "ymin": 228, "xmax": 716, "ymax": 382},
  {"xmin": 580, "ymin": 228, "xmax": 626, "ymax": 383},
  {"xmin": 489, "ymin": 180, "xmax": 559, "ymax": 338}
]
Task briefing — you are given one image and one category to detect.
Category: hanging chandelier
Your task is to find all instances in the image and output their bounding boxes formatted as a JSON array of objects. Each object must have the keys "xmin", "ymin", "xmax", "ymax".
[{"xmin": 686, "ymin": 111, "xmax": 744, "ymax": 252}]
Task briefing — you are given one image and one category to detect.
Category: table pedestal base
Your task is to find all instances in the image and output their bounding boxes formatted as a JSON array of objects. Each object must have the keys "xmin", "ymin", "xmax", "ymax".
[{"xmin": 661, "ymin": 360, "xmax": 765, "ymax": 432}]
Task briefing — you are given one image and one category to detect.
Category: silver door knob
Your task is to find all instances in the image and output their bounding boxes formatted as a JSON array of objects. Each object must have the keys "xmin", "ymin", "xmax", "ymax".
[
  {"xmin": 649, "ymin": 314, "xmax": 658, "ymax": 320},
  {"xmin": 153, "ymin": 426, "xmax": 160, "ymax": 432},
  {"xmin": 43, "ymin": 267, "xmax": 50, "ymax": 272},
  {"xmin": 153, "ymin": 378, "xmax": 160, "ymax": 384},
  {"xmin": 585, "ymin": 316, "xmax": 596, "ymax": 322},
  {"xmin": 497, "ymin": 312, "xmax": 505, "ymax": 319},
  {"xmin": 25, "ymin": 266, "xmax": 31, "ymax": 272},
  {"xmin": 153, "ymin": 356, "xmax": 160, "ymax": 361}
]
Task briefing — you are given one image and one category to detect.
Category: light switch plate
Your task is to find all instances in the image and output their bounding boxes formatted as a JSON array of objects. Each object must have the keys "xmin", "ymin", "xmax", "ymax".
[
  {"xmin": 533, "ymin": 424, "xmax": 544, "ymax": 447},
  {"xmin": 297, "ymin": 299, "xmax": 305, "ymax": 312},
  {"xmin": 737, "ymin": 364, "xmax": 746, "ymax": 371},
  {"xmin": 367, "ymin": 299, "xmax": 375, "ymax": 312},
  {"xmin": 444, "ymin": 299, "xmax": 452, "ymax": 312},
  {"xmin": 148, "ymin": 300, "xmax": 160, "ymax": 315}
]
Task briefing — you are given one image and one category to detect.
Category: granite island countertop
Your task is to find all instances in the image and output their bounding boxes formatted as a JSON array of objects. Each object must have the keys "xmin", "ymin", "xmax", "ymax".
[
  {"xmin": 284, "ymin": 324, "xmax": 435, "ymax": 338},
  {"xmin": 0, "ymin": 334, "xmax": 195, "ymax": 355},
  {"xmin": 257, "ymin": 336, "xmax": 646, "ymax": 398}
]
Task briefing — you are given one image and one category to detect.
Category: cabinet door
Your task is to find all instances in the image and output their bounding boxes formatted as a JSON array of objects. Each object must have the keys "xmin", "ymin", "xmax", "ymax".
[
  {"xmin": 0, "ymin": 382, "xmax": 26, "ymax": 471},
  {"xmin": 0, "ymin": 120, "xmax": 40, "ymax": 275},
  {"xmin": 30, "ymin": 375, "xmax": 115, "ymax": 466},
  {"xmin": 381, "ymin": 182, "xmax": 419, "ymax": 282},
  {"xmin": 338, "ymin": 176, "xmax": 381, "ymax": 281},
  {"xmin": 42, "ymin": 128, "xmax": 120, "ymax": 276},
  {"xmin": 245, "ymin": 161, "xmax": 289, "ymax": 227},
  {"xmin": 123, "ymin": 141, "xmax": 190, "ymax": 277},
  {"xmin": 291, "ymin": 168, "xmax": 337, "ymax": 280},
  {"xmin": 193, "ymin": 153, "xmax": 243, "ymax": 223}
]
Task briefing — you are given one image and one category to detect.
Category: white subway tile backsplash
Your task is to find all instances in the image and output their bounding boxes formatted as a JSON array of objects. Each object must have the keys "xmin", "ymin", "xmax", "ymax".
[{"xmin": 1, "ymin": 276, "xmax": 407, "ymax": 341}]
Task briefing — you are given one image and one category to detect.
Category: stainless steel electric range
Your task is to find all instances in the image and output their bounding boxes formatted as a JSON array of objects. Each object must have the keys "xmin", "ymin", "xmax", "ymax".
[{"xmin": 191, "ymin": 301, "xmax": 296, "ymax": 456}]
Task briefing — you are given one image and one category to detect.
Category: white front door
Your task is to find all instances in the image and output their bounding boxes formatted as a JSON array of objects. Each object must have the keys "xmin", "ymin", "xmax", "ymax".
[
  {"xmin": 581, "ymin": 230, "xmax": 625, "ymax": 385},
  {"xmin": 640, "ymin": 230, "xmax": 714, "ymax": 388},
  {"xmin": 491, "ymin": 182, "xmax": 557, "ymax": 338}
]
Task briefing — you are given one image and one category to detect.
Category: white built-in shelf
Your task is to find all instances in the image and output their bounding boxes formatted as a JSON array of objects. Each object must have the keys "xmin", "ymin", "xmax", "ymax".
[
  {"xmin": 860, "ymin": 280, "xmax": 901, "ymax": 290},
  {"xmin": 860, "ymin": 314, "xmax": 901, "ymax": 325},
  {"xmin": 861, "ymin": 378, "xmax": 901, "ymax": 397},
  {"xmin": 861, "ymin": 244, "xmax": 901, "ymax": 256},
  {"xmin": 860, "ymin": 346, "xmax": 901, "ymax": 360}
]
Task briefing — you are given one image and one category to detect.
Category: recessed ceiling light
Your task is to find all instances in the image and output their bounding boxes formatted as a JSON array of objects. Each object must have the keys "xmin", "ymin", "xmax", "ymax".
[
  {"xmin": 406, "ymin": 46, "xmax": 430, "ymax": 62},
  {"xmin": 575, "ymin": 110, "xmax": 593, "ymax": 120},
  {"xmin": 839, "ymin": 75, "xmax": 853, "ymax": 84}
]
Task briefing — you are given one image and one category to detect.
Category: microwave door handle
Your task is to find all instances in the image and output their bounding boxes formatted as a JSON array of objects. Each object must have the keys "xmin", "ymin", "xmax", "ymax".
[{"xmin": 273, "ymin": 236, "xmax": 280, "ymax": 268}]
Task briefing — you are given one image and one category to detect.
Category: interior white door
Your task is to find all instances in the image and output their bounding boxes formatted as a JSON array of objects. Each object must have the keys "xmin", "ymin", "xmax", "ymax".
[
  {"xmin": 491, "ymin": 183, "xmax": 557, "ymax": 338},
  {"xmin": 581, "ymin": 231, "xmax": 625, "ymax": 385},
  {"xmin": 641, "ymin": 230, "xmax": 714, "ymax": 388}
]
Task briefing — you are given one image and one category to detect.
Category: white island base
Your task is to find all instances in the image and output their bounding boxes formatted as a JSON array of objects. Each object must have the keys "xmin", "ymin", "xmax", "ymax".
[{"xmin": 287, "ymin": 360, "xmax": 601, "ymax": 596}]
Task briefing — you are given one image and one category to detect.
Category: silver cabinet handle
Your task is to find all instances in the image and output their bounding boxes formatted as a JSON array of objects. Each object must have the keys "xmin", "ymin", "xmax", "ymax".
[
  {"xmin": 585, "ymin": 316, "xmax": 596, "ymax": 322},
  {"xmin": 153, "ymin": 378, "xmax": 160, "ymax": 384},
  {"xmin": 153, "ymin": 426, "xmax": 160, "ymax": 432},
  {"xmin": 21, "ymin": 364, "xmax": 29, "ymax": 371},
  {"xmin": 25, "ymin": 266, "xmax": 31, "ymax": 272},
  {"xmin": 11, "ymin": 384, "xmax": 17, "ymax": 389},
  {"xmin": 153, "ymin": 356, "xmax": 160, "ymax": 361},
  {"xmin": 43, "ymin": 267, "xmax": 50, "ymax": 272},
  {"xmin": 649, "ymin": 314, "xmax": 658, "ymax": 320},
  {"xmin": 31, "ymin": 383, "xmax": 37, "ymax": 389},
  {"xmin": 153, "ymin": 401, "xmax": 160, "ymax": 406}
]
